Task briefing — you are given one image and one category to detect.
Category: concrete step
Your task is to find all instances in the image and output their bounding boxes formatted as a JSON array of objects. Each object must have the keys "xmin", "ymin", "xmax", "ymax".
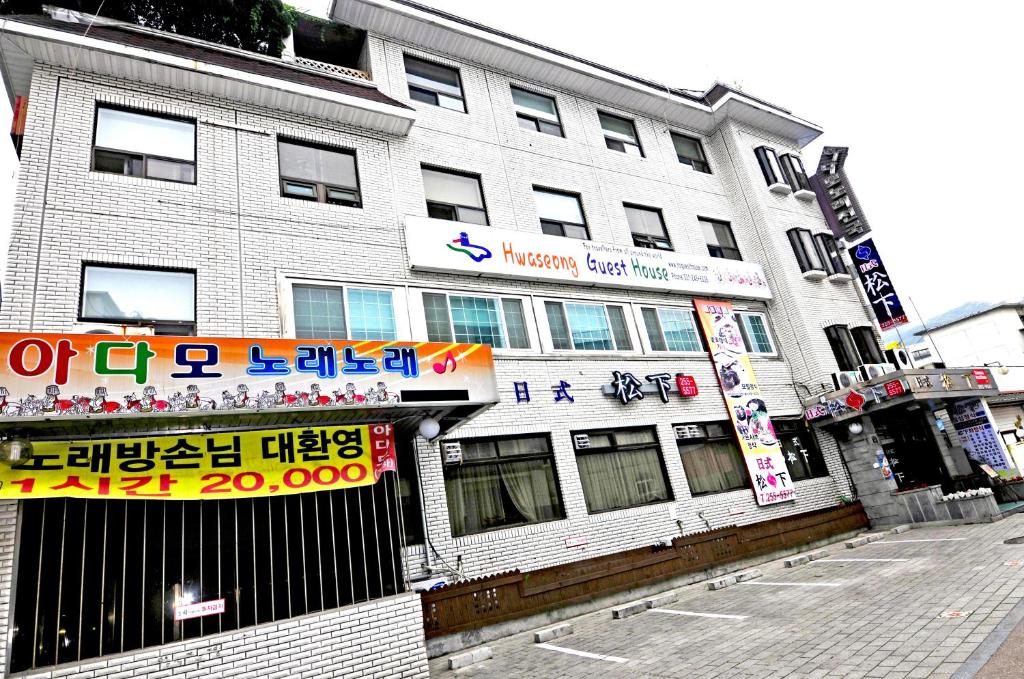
[
  {"xmin": 448, "ymin": 646, "xmax": 492, "ymax": 669},
  {"xmin": 708, "ymin": 575, "xmax": 738, "ymax": 591},
  {"xmin": 645, "ymin": 592, "xmax": 679, "ymax": 609},
  {"xmin": 534, "ymin": 623, "xmax": 573, "ymax": 643},
  {"xmin": 612, "ymin": 600, "xmax": 649, "ymax": 619}
]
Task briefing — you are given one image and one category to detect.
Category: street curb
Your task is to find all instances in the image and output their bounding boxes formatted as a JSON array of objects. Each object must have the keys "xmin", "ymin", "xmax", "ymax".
[
  {"xmin": 533, "ymin": 624, "xmax": 573, "ymax": 643},
  {"xmin": 448, "ymin": 646, "xmax": 492, "ymax": 669},
  {"xmin": 951, "ymin": 595, "xmax": 1024, "ymax": 679}
]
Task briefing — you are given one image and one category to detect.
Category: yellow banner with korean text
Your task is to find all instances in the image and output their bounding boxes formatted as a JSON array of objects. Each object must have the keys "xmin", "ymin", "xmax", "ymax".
[
  {"xmin": 0, "ymin": 423, "xmax": 396, "ymax": 500},
  {"xmin": 693, "ymin": 299, "xmax": 794, "ymax": 506}
]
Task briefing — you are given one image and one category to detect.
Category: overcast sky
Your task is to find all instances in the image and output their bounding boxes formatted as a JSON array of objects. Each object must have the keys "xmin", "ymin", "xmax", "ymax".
[{"xmin": 2, "ymin": 1, "xmax": 1020, "ymax": 323}]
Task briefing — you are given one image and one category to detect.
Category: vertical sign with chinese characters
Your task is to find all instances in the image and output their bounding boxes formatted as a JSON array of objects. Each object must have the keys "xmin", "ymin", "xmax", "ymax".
[
  {"xmin": 849, "ymin": 239, "xmax": 908, "ymax": 330},
  {"xmin": 949, "ymin": 398, "xmax": 1015, "ymax": 473},
  {"xmin": 694, "ymin": 299, "xmax": 794, "ymax": 505}
]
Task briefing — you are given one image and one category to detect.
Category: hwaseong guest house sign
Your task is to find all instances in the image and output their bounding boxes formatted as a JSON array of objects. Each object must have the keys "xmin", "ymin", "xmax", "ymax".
[{"xmin": 405, "ymin": 216, "xmax": 773, "ymax": 300}]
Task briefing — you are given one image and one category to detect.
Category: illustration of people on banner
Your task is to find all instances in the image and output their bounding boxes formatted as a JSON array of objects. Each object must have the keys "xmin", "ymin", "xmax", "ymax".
[{"xmin": 694, "ymin": 299, "xmax": 794, "ymax": 506}]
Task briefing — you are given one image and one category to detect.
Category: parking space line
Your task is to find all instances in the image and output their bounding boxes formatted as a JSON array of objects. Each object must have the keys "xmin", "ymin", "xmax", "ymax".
[
  {"xmin": 814, "ymin": 558, "xmax": 909, "ymax": 563},
  {"xmin": 536, "ymin": 643, "xmax": 628, "ymax": 663},
  {"xmin": 741, "ymin": 581, "xmax": 844, "ymax": 587},
  {"xmin": 876, "ymin": 538, "xmax": 966, "ymax": 543},
  {"xmin": 649, "ymin": 608, "xmax": 748, "ymax": 620}
]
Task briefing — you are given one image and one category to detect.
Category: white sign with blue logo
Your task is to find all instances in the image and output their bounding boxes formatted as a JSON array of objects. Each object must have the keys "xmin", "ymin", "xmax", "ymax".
[{"xmin": 405, "ymin": 217, "xmax": 773, "ymax": 300}]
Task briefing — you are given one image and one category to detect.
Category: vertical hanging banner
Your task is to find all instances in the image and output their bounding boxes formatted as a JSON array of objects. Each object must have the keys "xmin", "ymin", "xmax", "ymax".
[
  {"xmin": 849, "ymin": 239, "xmax": 908, "ymax": 330},
  {"xmin": 949, "ymin": 398, "xmax": 1015, "ymax": 474},
  {"xmin": 694, "ymin": 299, "xmax": 794, "ymax": 505}
]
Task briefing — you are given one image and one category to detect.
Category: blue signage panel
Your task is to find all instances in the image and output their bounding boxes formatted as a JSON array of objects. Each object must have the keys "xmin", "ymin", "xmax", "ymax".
[{"xmin": 849, "ymin": 239, "xmax": 908, "ymax": 330}]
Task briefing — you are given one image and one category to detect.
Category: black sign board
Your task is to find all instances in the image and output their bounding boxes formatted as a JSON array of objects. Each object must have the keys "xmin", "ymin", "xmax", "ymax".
[
  {"xmin": 849, "ymin": 238, "xmax": 907, "ymax": 330},
  {"xmin": 810, "ymin": 146, "xmax": 871, "ymax": 240}
]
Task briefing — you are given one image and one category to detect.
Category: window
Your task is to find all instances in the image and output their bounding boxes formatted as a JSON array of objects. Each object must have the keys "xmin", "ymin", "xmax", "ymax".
[
  {"xmin": 677, "ymin": 422, "xmax": 747, "ymax": 495},
  {"xmin": 815, "ymin": 233, "xmax": 848, "ymax": 276},
  {"xmin": 444, "ymin": 434, "xmax": 564, "ymax": 536},
  {"xmin": 404, "ymin": 55, "xmax": 465, "ymax": 112},
  {"xmin": 423, "ymin": 292, "xmax": 530, "ymax": 349},
  {"xmin": 534, "ymin": 188, "xmax": 589, "ymax": 239},
  {"xmin": 598, "ymin": 111, "xmax": 643, "ymax": 156},
  {"xmin": 278, "ymin": 139, "xmax": 361, "ymax": 207},
  {"xmin": 92, "ymin": 105, "xmax": 195, "ymax": 183},
  {"xmin": 779, "ymin": 153, "xmax": 812, "ymax": 192},
  {"xmin": 11, "ymin": 489, "xmax": 403, "ymax": 673},
  {"xmin": 754, "ymin": 146, "xmax": 785, "ymax": 188},
  {"xmin": 787, "ymin": 228, "xmax": 826, "ymax": 274},
  {"xmin": 292, "ymin": 284, "xmax": 397, "ymax": 340},
  {"xmin": 775, "ymin": 419, "xmax": 829, "ymax": 481},
  {"xmin": 625, "ymin": 204, "xmax": 671, "ymax": 250},
  {"xmin": 736, "ymin": 312, "xmax": 775, "ymax": 354},
  {"xmin": 80, "ymin": 265, "xmax": 195, "ymax": 335},
  {"xmin": 641, "ymin": 307, "xmax": 703, "ymax": 352},
  {"xmin": 573, "ymin": 427, "xmax": 671, "ymax": 512},
  {"xmin": 671, "ymin": 132, "xmax": 710, "ymax": 173},
  {"xmin": 544, "ymin": 301, "xmax": 632, "ymax": 351},
  {"xmin": 421, "ymin": 167, "xmax": 488, "ymax": 225},
  {"xmin": 700, "ymin": 218, "xmax": 742, "ymax": 260},
  {"xmin": 511, "ymin": 86, "xmax": 563, "ymax": 136},
  {"xmin": 851, "ymin": 326, "xmax": 885, "ymax": 365},
  {"xmin": 825, "ymin": 325, "xmax": 860, "ymax": 372}
]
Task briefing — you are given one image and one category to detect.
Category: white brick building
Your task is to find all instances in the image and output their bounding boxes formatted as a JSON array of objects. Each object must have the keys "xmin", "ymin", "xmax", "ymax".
[{"xmin": 0, "ymin": 1, "xmax": 890, "ymax": 675}]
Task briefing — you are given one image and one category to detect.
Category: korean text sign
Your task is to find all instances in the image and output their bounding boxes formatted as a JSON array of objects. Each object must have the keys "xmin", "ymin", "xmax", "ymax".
[
  {"xmin": 694, "ymin": 299, "xmax": 794, "ymax": 505},
  {"xmin": 0, "ymin": 423, "xmax": 396, "ymax": 500},
  {"xmin": 849, "ymin": 239, "xmax": 908, "ymax": 330},
  {"xmin": 0, "ymin": 333, "xmax": 497, "ymax": 419}
]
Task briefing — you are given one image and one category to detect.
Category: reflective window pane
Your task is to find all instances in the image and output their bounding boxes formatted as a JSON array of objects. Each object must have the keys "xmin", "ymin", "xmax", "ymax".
[
  {"xmin": 449, "ymin": 296, "xmax": 505, "ymax": 347},
  {"xmin": 422, "ymin": 168, "xmax": 484, "ymax": 208},
  {"xmin": 347, "ymin": 288, "xmax": 396, "ymax": 340},
  {"xmin": 565, "ymin": 303, "xmax": 613, "ymax": 351},
  {"xmin": 423, "ymin": 292, "xmax": 453, "ymax": 342},
  {"xmin": 293, "ymin": 284, "xmax": 346, "ymax": 339},
  {"xmin": 534, "ymin": 189, "xmax": 584, "ymax": 224},
  {"xmin": 501, "ymin": 298, "xmax": 530, "ymax": 349},
  {"xmin": 511, "ymin": 86, "xmax": 558, "ymax": 119},
  {"xmin": 659, "ymin": 309, "xmax": 702, "ymax": 352},
  {"xmin": 95, "ymin": 107, "xmax": 195, "ymax": 161},
  {"xmin": 82, "ymin": 266, "xmax": 195, "ymax": 322},
  {"xmin": 544, "ymin": 302, "xmax": 571, "ymax": 350},
  {"xmin": 624, "ymin": 205, "xmax": 667, "ymax": 238}
]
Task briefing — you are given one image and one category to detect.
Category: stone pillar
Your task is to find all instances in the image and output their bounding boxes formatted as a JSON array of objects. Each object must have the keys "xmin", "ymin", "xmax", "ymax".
[{"xmin": 832, "ymin": 417, "xmax": 904, "ymax": 527}]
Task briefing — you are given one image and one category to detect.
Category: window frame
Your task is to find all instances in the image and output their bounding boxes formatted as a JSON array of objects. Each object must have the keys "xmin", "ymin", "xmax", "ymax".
[
  {"xmin": 277, "ymin": 137, "xmax": 362, "ymax": 208},
  {"xmin": 91, "ymin": 103, "xmax": 197, "ymax": 185},
  {"xmin": 814, "ymin": 233, "xmax": 848, "ymax": 276},
  {"xmin": 572, "ymin": 426, "xmax": 673, "ymax": 513},
  {"xmin": 787, "ymin": 228, "xmax": 827, "ymax": 274},
  {"xmin": 78, "ymin": 262, "xmax": 197, "ymax": 335},
  {"xmin": 636, "ymin": 305, "xmax": 706, "ymax": 354},
  {"xmin": 774, "ymin": 418, "xmax": 829, "ymax": 481},
  {"xmin": 676, "ymin": 421, "xmax": 749, "ymax": 496},
  {"xmin": 754, "ymin": 146, "xmax": 786, "ymax": 188},
  {"xmin": 699, "ymin": 217, "xmax": 742, "ymax": 261},
  {"xmin": 597, "ymin": 110, "xmax": 644, "ymax": 157},
  {"xmin": 421, "ymin": 165, "xmax": 489, "ymax": 225},
  {"xmin": 279, "ymin": 277, "xmax": 409, "ymax": 341},
  {"xmin": 624, "ymin": 203, "xmax": 672, "ymax": 250},
  {"xmin": 735, "ymin": 311, "xmax": 777, "ymax": 356},
  {"xmin": 851, "ymin": 326, "xmax": 885, "ymax": 365},
  {"xmin": 415, "ymin": 289, "xmax": 535, "ymax": 352},
  {"xmin": 533, "ymin": 186, "xmax": 590, "ymax": 240},
  {"xmin": 779, "ymin": 153, "xmax": 812, "ymax": 192},
  {"xmin": 825, "ymin": 324, "xmax": 861, "ymax": 372},
  {"xmin": 510, "ymin": 85, "xmax": 564, "ymax": 137},
  {"xmin": 670, "ymin": 131, "xmax": 711, "ymax": 173},
  {"xmin": 540, "ymin": 298, "xmax": 637, "ymax": 353},
  {"xmin": 442, "ymin": 432, "xmax": 566, "ymax": 537},
  {"xmin": 403, "ymin": 54, "xmax": 467, "ymax": 113}
]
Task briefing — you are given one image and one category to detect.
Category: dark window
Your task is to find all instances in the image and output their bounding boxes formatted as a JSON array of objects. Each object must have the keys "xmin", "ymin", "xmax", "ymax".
[
  {"xmin": 677, "ymin": 422, "xmax": 747, "ymax": 495},
  {"xmin": 775, "ymin": 419, "xmax": 829, "ymax": 480},
  {"xmin": 92, "ymin": 105, "xmax": 196, "ymax": 184},
  {"xmin": 787, "ymin": 228, "xmax": 826, "ymax": 274},
  {"xmin": 641, "ymin": 307, "xmax": 703, "ymax": 352},
  {"xmin": 444, "ymin": 434, "xmax": 564, "ymax": 536},
  {"xmin": 511, "ymin": 86, "xmax": 563, "ymax": 136},
  {"xmin": 10, "ymin": 485, "xmax": 404, "ymax": 672},
  {"xmin": 736, "ymin": 312, "xmax": 775, "ymax": 354},
  {"xmin": 825, "ymin": 325, "xmax": 860, "ymax": 372},
  {"xmin": 598, "ymin": 111, "xmax": 643, "ymax": 157},
  {"xmin": 573, "ymin": 427, "xmax": 671, "ymax": 512},
  {"xmin": 545, "ymin": 301, "xmax": 632, "ymax": 351},
  {"xmin": 278, "ymin": 139, "xmax": 361, "ymax": 207},
  {"xmin": 534, "ymin": 187, "xmax": 589, "ymax": 239},
  {"xmin": 395, "ymin": 437, "xmax": 424, "ymax": 544},
  {"xmin": 851, "ymin": 326, "xmax": 885, "ymax": 365},
  {"xmin": 423, "ymin": 292, "xmax": 530, "ymax": 349},
  {"xmin": 754, "ymin": 146, "xmax": 784, "ymax": 187},
  {"xmin": 671, "ymin": 132, "xmax": 710, "ymax": 173},
  {"xmin": 80, "ymin": 264, "xmax": 196, "ymax": 335},
  {"xmin": 815, "ymin": 233, "xmax": 848, "ymax": 276},
  {"xmin": 779, "ymin": 153, "xmax": 811, "ymax": 192},
  {"xmin": 700, "ymin": 217, "xmax": 741, "ymax": 260},
  {"xmin": 404, "ymin": 55, "xmax": 465, "ymax": 112},
  {"xmin": 625, "ymin": 204, "xmax": 671, "ymax": 250},
  {"xmin": 422, "ymin": 167, "xmax": 488, "ymax": 225}
]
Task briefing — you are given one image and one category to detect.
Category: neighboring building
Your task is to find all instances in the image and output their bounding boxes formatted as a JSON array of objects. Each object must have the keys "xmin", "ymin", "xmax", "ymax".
[{"xmin": 0, "ymin": 1, "xmax": 925, "ymax": 676}]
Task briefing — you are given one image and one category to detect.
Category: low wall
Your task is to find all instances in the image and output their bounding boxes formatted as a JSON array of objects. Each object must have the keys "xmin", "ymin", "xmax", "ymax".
[{"xmin": 890, "ymin": 485, "xmax": 1000, "ymax": 526}]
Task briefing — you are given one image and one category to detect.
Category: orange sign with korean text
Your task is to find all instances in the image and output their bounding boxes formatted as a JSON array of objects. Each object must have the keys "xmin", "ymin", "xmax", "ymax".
[{"xmin": 0, "ymin": 423, "xmax": 395, "ymax": 500}]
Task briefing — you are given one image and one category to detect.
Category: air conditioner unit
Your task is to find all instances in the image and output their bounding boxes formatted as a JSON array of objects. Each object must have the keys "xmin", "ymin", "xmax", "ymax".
[
  {"xmin": 573, "ymin": 434, "xmax": 590, "ymax": 449},
  {"xmin": 441, "ymin": 442, "xmax": 462, "ymax": 465},
  {"xmin": 674, "ymin": 424, "xmax": 703, "ymax": 440},
  {"xmin": 72, "ymin": 322, "xmax": 154, "ymax": 335},
  {"xmin": 858, "ymin": 363, "xmax": 896, "ymax": 380},
  {"xmin": 832, "ymin": 371, "xmax": 861, "ymax": 390},
  {"xmin": 884, "ymin": 348, "xmax": 913, "ymax": 370}
]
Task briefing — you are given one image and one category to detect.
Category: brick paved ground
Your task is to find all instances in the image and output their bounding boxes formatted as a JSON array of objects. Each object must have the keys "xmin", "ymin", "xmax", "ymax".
[{"xmin": 430, "ymin": 516, "xmax": 1024, "ymax": 678}]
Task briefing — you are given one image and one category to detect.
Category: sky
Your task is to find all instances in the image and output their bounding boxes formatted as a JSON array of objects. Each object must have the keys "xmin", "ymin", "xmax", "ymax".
[{"xmin": 1, "ymin": 0, "xmax": 1021, "ymax": 323}]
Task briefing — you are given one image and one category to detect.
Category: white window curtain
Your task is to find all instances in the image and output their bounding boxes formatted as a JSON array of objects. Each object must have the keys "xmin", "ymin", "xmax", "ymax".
[{"xmin": 577, "ymin": 448, "xmax": 668, "ymax": 512}]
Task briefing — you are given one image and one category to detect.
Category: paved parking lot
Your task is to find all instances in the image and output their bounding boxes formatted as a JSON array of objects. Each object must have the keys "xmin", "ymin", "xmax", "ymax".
[{"xmin": 430, "ymin": 516, "xmax": 1024, "ymax": 678}]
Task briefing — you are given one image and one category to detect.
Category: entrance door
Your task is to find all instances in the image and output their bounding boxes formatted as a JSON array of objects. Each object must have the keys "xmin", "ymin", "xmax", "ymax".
[{"xmin": 872, "ymin": 408, "xmax": 949, "ymax": 490}]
